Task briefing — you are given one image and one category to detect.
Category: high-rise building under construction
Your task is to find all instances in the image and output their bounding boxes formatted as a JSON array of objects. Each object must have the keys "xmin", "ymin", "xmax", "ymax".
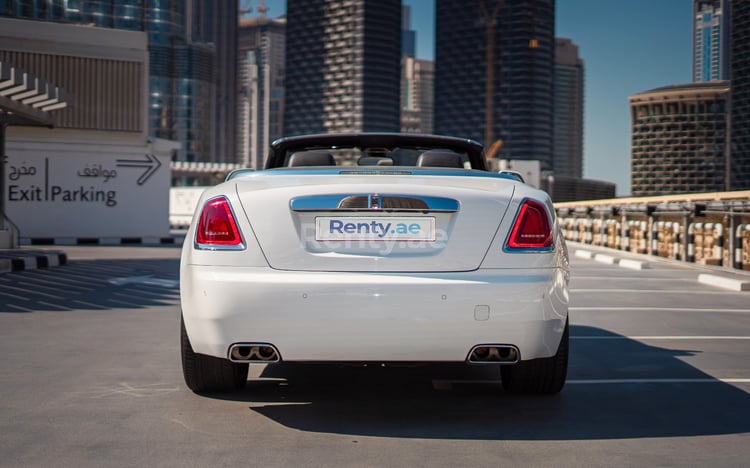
[
  {"xmin": 284, "ymin": 0, "xmax": 402, "ymax": 135},
  {"xmin": 434, "ymin": 0, "xmax": 555, "ymax": 171}
]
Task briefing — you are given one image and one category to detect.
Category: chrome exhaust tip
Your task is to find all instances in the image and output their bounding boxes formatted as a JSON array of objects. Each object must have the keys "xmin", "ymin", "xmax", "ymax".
[
  {"xmin": 467, "ymin": 345, "xmax": 520, "ymax": 364},
  {"xmin": 228, "ymin": 343, "xmax": 281, "ymax": 363}
]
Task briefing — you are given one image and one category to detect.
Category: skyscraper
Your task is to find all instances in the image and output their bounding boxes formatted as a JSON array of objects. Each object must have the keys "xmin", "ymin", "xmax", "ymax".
[
  {"xmin": 553, "ymin": 38, "xmax": 584, "ymax": 178},
  {"xmin": 402, "ymin": 5, "xmax": 416, "ymax": 58},
  {"xmin": 400, "ymin": 3, "xmax": 433, "ymax": 135},
  {"xmin": 630, "ymin": 82, "xmax": 730, "ymax": 196},
  {"xmin": 284, "ymin": 0, "xmax": 402, "ymax": 135},
  {"xmin": 191, "ymin": 0, "xmax": 239, "ymax": 164},
  {"xmin": 434, "ymin": 0, "xmax": 555, "ymax": 170},
  {"xmin": 0, "ymin": 0, "xmax": 238, "ymax": 165},
  {"xmin": 401, "ymin": 56, "xmax": 435, "ymax": 134},
  {"xmin": 693, "ymin": 0, "xmax": 730, "ymax": 82},
  {"xmin": 730, "ymin": 0, "xmax": 750, "ymax": 189},
  {"xmin": 238, "ymin": 15, "xmax": 286, "ymax": 169}
]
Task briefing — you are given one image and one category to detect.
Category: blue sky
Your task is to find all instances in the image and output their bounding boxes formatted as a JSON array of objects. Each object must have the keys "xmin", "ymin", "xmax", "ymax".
[
  {"xmin": 408, "ymin": 0, "xmax": 695, "ymax": 196},
  {"xmin": 259, "ymin": 0, "xmax": 695, "ymax": 195},
  {"xmin": 555, "ymin": 0, "xmax": 693, "ymax": 196}
]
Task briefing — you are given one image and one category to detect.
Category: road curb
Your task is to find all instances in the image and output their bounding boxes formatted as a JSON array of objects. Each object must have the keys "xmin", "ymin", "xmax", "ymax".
[
  {"xmin": 698, "ymin": 274, "xmax": 750, "ymax": 292},
  {"xmin": 618, "ymin": 259, "xmax": 650, "ymax": 270},
  {"xmin": 22, "ymin": 237, "xmax": 177, "ymax": 246},
  {"xmin": 574, "ymin": 250, "xmax": 594, "ymax": 259},
  {"xmin": 575, "ymin": 249, "xmax": 649, "ymax": 270},
  {"xmin": 594, "ymin": 254, "xmax": 617, "ymax": 264},
  {"xmin": 0, "ymin": 251, "xmax": 68, "ymax": 273}
]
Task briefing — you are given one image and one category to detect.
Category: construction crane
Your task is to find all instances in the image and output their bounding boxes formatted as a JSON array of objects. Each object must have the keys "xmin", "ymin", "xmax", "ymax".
[
  {"xmin": 239, "ymin": 0, "xmax": 252, "ymax": 16},
  {"xmin": 239, "ymin": 0, "xmax": 268, "ymax": 17},
  {"xmin": 478, "ymin": 0, "xmax": 505, "ymax": 152}
]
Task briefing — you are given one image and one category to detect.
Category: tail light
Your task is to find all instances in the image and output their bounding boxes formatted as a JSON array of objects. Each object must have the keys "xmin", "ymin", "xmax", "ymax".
[
  {"xmin": 506, "ymin": 199, "xmax": 553, "ymax": 250},
  {"xmin": 195, "ymin": 196, "xmax": 245, "ymax": 250}
]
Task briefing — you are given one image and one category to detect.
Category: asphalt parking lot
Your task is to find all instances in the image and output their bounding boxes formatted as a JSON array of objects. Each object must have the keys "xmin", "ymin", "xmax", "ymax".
[{"xmin": 1, "ymin": 243, "xmax": 749, "ymax": 467}]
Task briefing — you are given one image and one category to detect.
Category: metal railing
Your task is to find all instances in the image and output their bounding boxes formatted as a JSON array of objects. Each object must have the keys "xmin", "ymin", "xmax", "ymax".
[{"xmin": 555, "ymin": 190, "xmax": 750, "ymax": 271}]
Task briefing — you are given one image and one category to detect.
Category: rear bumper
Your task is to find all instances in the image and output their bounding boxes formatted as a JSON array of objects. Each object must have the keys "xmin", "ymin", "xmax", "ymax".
[{"xmin": 180, "ymin": 266, "xmax": 569, "ymax": 362}]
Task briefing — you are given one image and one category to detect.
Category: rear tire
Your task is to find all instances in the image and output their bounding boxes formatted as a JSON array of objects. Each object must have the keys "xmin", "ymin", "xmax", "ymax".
[
  {"xmin": 181, "ymin": 316, "xmax": 248, "ymax": 393},
  {"xmin": 501, "ymin": 319, "xmax": 569, "ymax": 395}
]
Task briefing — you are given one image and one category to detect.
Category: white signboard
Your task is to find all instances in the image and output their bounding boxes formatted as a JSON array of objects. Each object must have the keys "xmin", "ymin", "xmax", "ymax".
[
  {"xmin": 169, "ymin": 187, "xmax": 206, "ymax": 228},
  {"xmin": 4, "ymin": 140, "xmax": 171, "ymax": 239}
]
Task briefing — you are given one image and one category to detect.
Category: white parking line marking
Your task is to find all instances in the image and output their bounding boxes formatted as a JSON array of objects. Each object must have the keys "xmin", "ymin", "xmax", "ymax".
[
  {"xmin": 0, "ymin": 290, "xmax": 31, "ymax": 301},
  {"xmin": 571, "ymin": 307, "xmax": 750, "ymax": 314},
  {"xmin": 106, "ymin": 298, "xmax": 143, "ymax": 307},
  {"xmin": 572, "ymin": 336, "xmax": 750, "ymax": 340},
  {"xmin": 571, "ymin": 289, "xmax": 733, "ymax": 295},
  {"xmin": 572, "ymin": 276, "xmax": 694, "ymax": 282},
  {"xmin": 432, "ymin": 378, "xmax": 750, "ymax": 390},
  {"xmin": 2, "ymin": 303, "xmax": 33, "ymax": 312},
  {"xmin": 567, "ymin": 378, "xmax": 750, "ymax": 385},
  {"xmin": 108, "ymin": 276, "xmax": 179, "ymax": 288}
]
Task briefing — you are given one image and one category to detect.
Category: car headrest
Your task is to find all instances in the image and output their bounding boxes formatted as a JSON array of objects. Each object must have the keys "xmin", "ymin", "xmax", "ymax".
[
  {"xmin": 416, "ymin": 150, "xmax": 464, "ymax": 168},
  {"xmin": 288, "ymin": 151, "xmax": 336, "ymax": 167}
]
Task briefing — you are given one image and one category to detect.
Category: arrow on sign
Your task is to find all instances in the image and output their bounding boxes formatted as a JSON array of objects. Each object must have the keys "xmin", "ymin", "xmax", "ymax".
[{"xmin": 116, "ymin": 153, "xmax": 162, "ymax": 185}]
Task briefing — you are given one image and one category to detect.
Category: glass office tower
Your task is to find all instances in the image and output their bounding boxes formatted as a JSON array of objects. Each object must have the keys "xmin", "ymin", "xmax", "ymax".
[
  {"xmin": 553, "ymin": 38, "xmax": 584, "ymax": 178},
  {"xmin": 284, "ymin": 0, "xmax": 402, "ymax": 135},
  {"xmin": 0, "ymin": 0, "xmax": 237, "ymax": 164},
  {"xmin": 238, "ymin": 16, "xmax": 286, "ymax": 169},
  {"xmin": 630, "ymin": 82, "xmax": 730, "ymax": 196},
  {"xmin": 434, "ymin": 0, "xmax": 555, "ymax": 170},
  {"xmin": 730, "ymin": 0, "xmax": 750, "ymax": 189},
  {"xmin": 693, "ymin": 0, "xmax": 730, "ymax": 82}
]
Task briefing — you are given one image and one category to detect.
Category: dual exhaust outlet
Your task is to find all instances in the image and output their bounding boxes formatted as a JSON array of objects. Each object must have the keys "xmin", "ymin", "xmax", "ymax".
[
  {"xmin": 468, "ymin": 344, "xmax": 520, "ymax": 364},
  {"xmin": 229, "ymin": 343, "xmax": 280, "ymax": 363},
  {"xmin": 229, "ymin": 343, "xmax": 518, "ymax": 364}
]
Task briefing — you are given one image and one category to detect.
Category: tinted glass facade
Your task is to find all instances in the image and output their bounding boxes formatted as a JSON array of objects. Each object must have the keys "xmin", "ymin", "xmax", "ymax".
[
  {"xmin": 0, "ymin": 0, "xmax": 144, "ymax": 28},
  {"xmin": 238, "ymin": 17, "xmax": 286, "ymax": 169},
  {"xmin": 434, "ymin": 0, "xmax": 555, "ymax": 170},
  {"xmin": 284, "ymin": 0, "xmax": 401, "ymax": 135},
  {"xmin": 731, "ymin": 0, "xmax": 750, "ymax": 189},
  {"xmin": 630, "ymin": 83, "xmax": 730, "ymax": 196},
  {"xmin": 693, "ymin": 0, "xmax": 729, "ymax": 82},
  {"xmin": 553, "ymin": 38, "xmax": 584, "ymax": 178},
  {"xmin": 401, "ymin": 57, "xmax": 434, "ymax": 134},
  {"xmin": 0, "ymin": 0, "xmax": 237, "ymax": 164}
]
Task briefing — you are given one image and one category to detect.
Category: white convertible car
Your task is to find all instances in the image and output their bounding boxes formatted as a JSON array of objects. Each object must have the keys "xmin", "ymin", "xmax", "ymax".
[{"xmin": 180, "ymin": 133, "xmax": 569, "ymax": 395}]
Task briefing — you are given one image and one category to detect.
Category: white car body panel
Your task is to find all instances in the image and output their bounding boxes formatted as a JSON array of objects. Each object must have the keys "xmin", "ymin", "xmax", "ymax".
[
  {"xmin": 235, "ymin": 173, "xmax": 515, "ymax": 272},
  {"xmin": 181, "ymin": 168, "xmax": 570, "ymax": 364},
  {"xmin": 181, "ymin": 267, "xmax": 568, "ymax": 362}
]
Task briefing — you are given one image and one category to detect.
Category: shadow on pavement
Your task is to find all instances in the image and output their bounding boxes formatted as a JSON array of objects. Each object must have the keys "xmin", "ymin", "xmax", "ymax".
[
  {"xmin": 0, "ymin": 258, "xmax": 180, "ymax": 312},
  {"xmin": 206, "ymin": 325, "xmax": 750, "ymax": 440}
]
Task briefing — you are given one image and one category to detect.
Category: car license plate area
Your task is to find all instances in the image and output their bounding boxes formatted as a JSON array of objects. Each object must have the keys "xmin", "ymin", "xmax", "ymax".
[{"xmin": 315, "ymin": 216, "xmax": 436, "ymax": 242}]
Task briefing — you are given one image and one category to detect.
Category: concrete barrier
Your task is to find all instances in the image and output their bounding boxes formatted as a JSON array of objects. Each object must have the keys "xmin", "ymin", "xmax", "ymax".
[{"xmin": 698, "ymin": 274, "xmax": 750, "ymax": 291}]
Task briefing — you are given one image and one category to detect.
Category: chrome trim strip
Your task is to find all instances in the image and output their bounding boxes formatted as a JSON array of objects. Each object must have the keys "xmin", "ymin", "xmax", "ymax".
[{"xmin": 290, "ymin": 194, "xmax": 460, "ymax": 212}]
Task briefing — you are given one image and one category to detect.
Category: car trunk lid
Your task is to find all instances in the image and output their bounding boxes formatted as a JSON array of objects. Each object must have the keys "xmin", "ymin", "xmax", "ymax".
[{"xmin": 234, "ymin": 172, "xmax": 516, "ymax": 272}]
